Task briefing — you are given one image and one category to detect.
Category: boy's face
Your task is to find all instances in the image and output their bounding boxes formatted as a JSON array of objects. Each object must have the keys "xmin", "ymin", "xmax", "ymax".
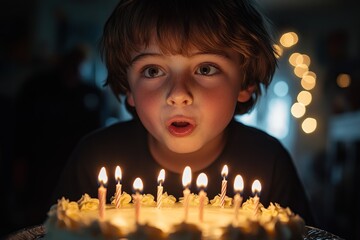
[{"xmin": 126, "ymin": 42, "xmax": 252, "ymax": 154}]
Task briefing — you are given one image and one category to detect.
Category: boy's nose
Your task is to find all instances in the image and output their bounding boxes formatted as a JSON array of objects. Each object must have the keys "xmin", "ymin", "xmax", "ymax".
[{"xmin": 166, "ymin": 80, "xmax": 193, "ymax": 106}]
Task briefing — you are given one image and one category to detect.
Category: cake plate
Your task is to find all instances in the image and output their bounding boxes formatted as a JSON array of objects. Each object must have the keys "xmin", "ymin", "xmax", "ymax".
[{"xmin": 6, "ymin": 225, "xmax": 345, "ymax": 239}]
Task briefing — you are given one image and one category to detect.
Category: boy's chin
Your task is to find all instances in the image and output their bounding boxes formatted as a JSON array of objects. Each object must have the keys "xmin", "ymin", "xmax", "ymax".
[{"xmin": 166, "ymin": 142, "xmax": 203, "ymax": 154}]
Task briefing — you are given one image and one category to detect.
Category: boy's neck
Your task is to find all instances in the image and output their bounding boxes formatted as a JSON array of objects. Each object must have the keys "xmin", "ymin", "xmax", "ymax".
[{"xmin": 148, "ymin": 132, "xmax": 227, "ymax": 174}]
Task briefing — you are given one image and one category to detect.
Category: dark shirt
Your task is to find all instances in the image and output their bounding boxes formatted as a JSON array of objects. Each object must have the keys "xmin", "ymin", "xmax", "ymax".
[{"xmin": 53, "ymin": 118, "xmax": 314, "ymax": 225}]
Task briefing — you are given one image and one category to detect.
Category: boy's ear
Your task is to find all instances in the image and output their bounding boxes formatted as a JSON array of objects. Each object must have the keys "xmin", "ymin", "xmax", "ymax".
[
  {"xmin": 237, "ymin": 85, "xmax": 255, "ymax": 102},
  {"xmin": 126, "ymin": 92, "xmax": 135, "ymax": 107}
]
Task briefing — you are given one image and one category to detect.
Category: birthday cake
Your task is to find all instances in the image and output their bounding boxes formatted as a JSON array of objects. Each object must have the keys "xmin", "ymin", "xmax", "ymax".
[{"xmin": 44, "ymin": 192, "xmax": 305, "ymax": 239}]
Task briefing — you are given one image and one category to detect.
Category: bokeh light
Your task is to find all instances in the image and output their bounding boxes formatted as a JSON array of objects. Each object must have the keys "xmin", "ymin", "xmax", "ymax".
[
  {"xmin": 336, "ymin": 73, "xmax": 351, "ymax": 88},
  {"xmin": 267, "ymin": 99, "xmax": 289, "ymax": 139},
  {"xmin": 280, "ymin": 32, "xmax": 299, "ymax": 48},
  {"xmin": 297, "ymin": 91, "xmax": 312, "ymax": 106},
  {"xmin": 295, "ymin": 54, "xmax": 311, "ymax": 67},
  {"xmin": 301, "ymin": 74, "xmax": 316, "ymax": 90},
  {"xmin": 304, "ymin": 71, "xmax": 317, "ymax": 79},
  {"xmin": 291, "ymin": 102, "xmax": 306, "ymax": 118},
  {"xmin": 301, "ymin": 118, "xmax": 317, "ymax": 133},
  {"xmin": 289, "ymin": 52, "xmax": 301, "ymax": 66},
  {"xmin": 294, "ymin": 64, "xmax": 309, "ymax": 78},
  {"xmin": 273, "ymin": 81, "xmax": 289, "ymax": 97}
]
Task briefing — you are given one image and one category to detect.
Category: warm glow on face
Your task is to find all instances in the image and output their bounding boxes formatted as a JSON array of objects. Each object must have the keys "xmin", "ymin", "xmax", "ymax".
[
  {"xmin": 133, "ymin": 177, "xmax": 143, "ymax": 192},
  {"xmin": 297, "ymin": 91, "xmax": 312, "ymax": 106},
  {"xmin": 158, "ymin": 169, "xmax": 165, "ymax": 184},
  {"xmin": 280, "ymin": 32, "xmax": 298, "ymax": 48},
  {"xmin": 234, "ymin": 175, "xmax": 244, "ymax": 193},
  {"xmin": 196, "ymin": 173, "xmax": 208, "ymax": 189},
  {"xmin": 98, "ymin": 167, "xmax": 108, "ymax": 185},
  {"xmin": 251, "ymin": 180, "xmax": 262, "ymax": 194},
  {"xmin": 302, "ymin": 118, "xmax": 317, "ymax": 134},
  {"xmin": 291, "ymin": 102, "xmax": 306, "ymax": 118},
  {"xmin": 115, "ymin": 166, "xmax": 122, "ymax": 182},
  {"xmin": 182, "ymin": 166, "xmax": 192, "ymax": 187},
  {"xmin": 221, "ymin": 165, "xmax": 228, "ymax": 178},
  {"xmin": 336, "ymin": 73, "xmax": 351, "ymax": 88}
]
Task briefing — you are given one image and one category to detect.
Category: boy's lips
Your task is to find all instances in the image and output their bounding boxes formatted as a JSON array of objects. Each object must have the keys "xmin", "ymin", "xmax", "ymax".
[{"xmin": 166, "ymin": 117, "xmax": 196, "ymax": 137}]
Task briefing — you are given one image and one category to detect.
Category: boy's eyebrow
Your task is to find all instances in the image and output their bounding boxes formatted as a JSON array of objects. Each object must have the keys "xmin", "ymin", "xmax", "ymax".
[
  {"xmin": 190, "ymin": 51, "xmax": 232, "ymax": 60},
  {"xmin": 130, "ymin": 53, "xmax": 162, "ymax": 65},
  {"xmin": 130, "ymin": 51, "xmax": 233, "ymax": 65}
]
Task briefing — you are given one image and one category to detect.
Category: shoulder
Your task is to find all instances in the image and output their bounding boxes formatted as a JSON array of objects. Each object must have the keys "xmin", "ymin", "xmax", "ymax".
[
  {"xmin": 54, "ymin": 119, "xmax": 150, "ymax": 201},
  {"xmin": 71, "ymin": 119, "xmax": 147, "ymax": 164},
  {"xmin": 81, "ymin": 119, "xmax": 144, "ymax": 144},
  {"xmin": 225, "ymin": 119, "xmax": 292, "ymax": 170},
  {"xmin": 228, "ymin": 120, "xmax": 284, "ymax": 150}
]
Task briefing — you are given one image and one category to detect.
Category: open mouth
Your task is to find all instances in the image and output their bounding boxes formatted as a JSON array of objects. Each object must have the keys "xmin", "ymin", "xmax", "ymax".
[
  {"xmin": 167, "ymin": 119, "xmax": 195, "ymax": 137},
  {"xmin": 171, "ymin": 121, "xmax": 190, "ymax": 128}
]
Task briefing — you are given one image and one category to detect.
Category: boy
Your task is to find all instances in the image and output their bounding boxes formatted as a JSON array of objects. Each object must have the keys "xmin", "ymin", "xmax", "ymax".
[{"xmin": 54, "ymin": 0, "xmax": 314, "ymax": 225}]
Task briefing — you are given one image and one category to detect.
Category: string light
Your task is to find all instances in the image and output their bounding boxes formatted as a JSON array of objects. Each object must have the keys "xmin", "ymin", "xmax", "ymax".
[
  {"xmin": 302, "ymin": 118, "xmax": 317, "ymax": 134},
  {"xmin": 291, "ymin": 102, "xmax": 306, "ymax": 118},
  {"xmin": 280, "ymin": 32, "xmax": 298, "ymax": 48},
  {"xmin": 278, "ymin": 31, "xmax": 319, "ymax": 134}
]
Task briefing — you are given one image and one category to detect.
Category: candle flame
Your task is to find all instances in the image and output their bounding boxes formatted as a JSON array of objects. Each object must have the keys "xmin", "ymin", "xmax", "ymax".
[
  {"xmin": 251, "ymin": 179, "xmax": 261, "ymax": 194},
  {"xmin": 234, "ymin": 175, "xmax": 244, "ymax": 192},
  {"xmin": 196, "ymin": 173, "xmax": 208, "ymax": 188},
  {"xmin": 133, "ymin": 177, "xmax": 143, "ymax": 192},
  {"xmin": 182, "ymin": 166, "xmax": 192, "ymax": 187},
  {"xmin": 98, "ymin": 167, "xmax": 108, "ymax": 185},
  {"xmin": 221, "ymin": 165, "xmax": 228, "ymax": 177},
  {"xmin": 157, "ymin": 169, "xmax": 165, "ymax": 184},
  {"xmin": 115, "ymin": 166, "xmax": 122, "ymax": 181}
]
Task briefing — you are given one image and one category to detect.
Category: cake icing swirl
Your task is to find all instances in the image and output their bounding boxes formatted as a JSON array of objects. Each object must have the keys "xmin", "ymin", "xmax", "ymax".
[{"xmin": 210, "ymin": 194, "xmax": 233, "ymax": 207}]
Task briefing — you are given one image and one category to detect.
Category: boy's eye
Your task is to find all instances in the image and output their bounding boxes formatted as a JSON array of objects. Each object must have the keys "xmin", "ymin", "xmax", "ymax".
[
  {"xmin": 195, "ymin": 64, "xmax": 219, "ymax": 76},
  {"xmin": 143, "ymin": 66, "xmax": 165, "ymax": 78}
]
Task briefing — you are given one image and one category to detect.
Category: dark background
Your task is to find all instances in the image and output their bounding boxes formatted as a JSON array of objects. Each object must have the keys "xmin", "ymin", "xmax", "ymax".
[{"xmin": 1, "ymin": 0, "xmax": 359, "ymax": 239}]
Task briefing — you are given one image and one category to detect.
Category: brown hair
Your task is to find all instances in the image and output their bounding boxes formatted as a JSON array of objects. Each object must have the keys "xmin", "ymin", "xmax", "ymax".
[{"xmin": 100, "ymin": 0, "xmax": 277, "ymax": 115}]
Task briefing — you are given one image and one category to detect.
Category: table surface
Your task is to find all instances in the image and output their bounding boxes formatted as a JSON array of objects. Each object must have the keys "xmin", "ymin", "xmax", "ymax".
[{"xmin": 7, "ymin": 225, "xmax": 344, "ymax": 240}]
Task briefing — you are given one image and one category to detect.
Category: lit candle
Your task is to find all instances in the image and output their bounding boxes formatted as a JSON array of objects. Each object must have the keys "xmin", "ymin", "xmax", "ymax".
[
  {"xmin": 196, "ymin": 173, "xmax": 208, "ymax": 222},
  {"xmin": 133, "ymin": 177, "xmax": 143, "ymax": 224},
  {"xmin": 251, "ymin": 179, "xmax": 262, "ymax": 216},
  {"xmin": 233, "ymin": 175, "xmax": 244, "ymax": 225},
  {"xmin": 98, "ymin": 167, "xmax": 108, "ymax": 220},
  {"xmin": 220, "ymin": 165, "xmax": 228, "ymax": 208},
  {"xmin": 114, "ymin": 166, "xmax": 122, "ymax": 208},
  {"xmin": 182, "ymin": 166, "xmax": 192, "ymax": 222},
  {"xmin": 157, "ymin": 169, "xmax": 165, "ymax": 209}
]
